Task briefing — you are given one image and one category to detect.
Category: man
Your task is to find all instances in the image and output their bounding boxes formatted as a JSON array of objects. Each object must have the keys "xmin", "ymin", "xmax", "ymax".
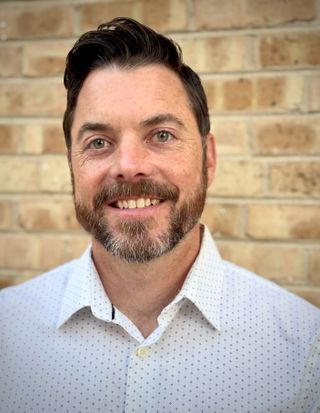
[{"xmin": 1, "ymin": 17, "xmax": 319, "ymax": 413}]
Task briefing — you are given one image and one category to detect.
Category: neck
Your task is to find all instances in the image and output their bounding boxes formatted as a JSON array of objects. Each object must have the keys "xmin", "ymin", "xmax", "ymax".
[{"xmin": 91, "ymin": 224, "xmax": 202, "ymax": 338}]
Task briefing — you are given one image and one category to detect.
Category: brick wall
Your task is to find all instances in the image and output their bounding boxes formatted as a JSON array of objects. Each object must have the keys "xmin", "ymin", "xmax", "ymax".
[{"xmin": 0, "ymin": 0, "xmax": 319, "ymax": 307}]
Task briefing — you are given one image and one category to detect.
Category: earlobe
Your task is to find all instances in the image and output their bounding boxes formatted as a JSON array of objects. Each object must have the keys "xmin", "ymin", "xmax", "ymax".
[{"xmin": 206, "ymin": 133, "xmax": 216, "ymax": 186}]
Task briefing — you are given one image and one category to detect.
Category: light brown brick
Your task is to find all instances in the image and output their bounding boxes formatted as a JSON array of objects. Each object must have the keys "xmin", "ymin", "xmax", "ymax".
[
  {"xmin": 212, "ymin": 118, "xmax": 248, "ymax": 155},
  {"xmin": 42, "ymin": 125, "xmax": 66, "ymax": 154},
  {"xmin": 223, "ymin": 78, "xmax": 253, "ymax": 110},
  {"xmin": 309, "ymin": 249, "xmax": 320, "ymax": 284},
  {"xmin": 251, "ymin": 117, "xmax": 320, "ymax": 155},
  {"xmin": 194, "ymin": 0, "xmax": 243, "ymax": 30},
  {"xmin": 247, "ymin": 204, "xmax": 320, "ymax": 240},
  {"xmin": 218, "ymin": 241, "xmax": 305, "ymax": 283},
  {"xmin": 216, "ymin": 74, "xmax": 304, "ymax": 112},
  {"xmin": 0, "ymin": 158, "xmax": 39, "ymax": 192},
  {"xmin": 23, "ymin": 41, "xmax": 72, "ymax": 77},
  {"xmin": 0, "ymin": 81, "xmax": 65, "ymax": 116},
  {"xmin": 39, "ymin": 158, "xmax": 71, "ymax": 193},
  {"xmin": 244, "ymin": 0, "xmax": 316, "ymax": 27},
  {"xmin": 0, "ymin": 234, "xmax": 69, "ymax": 272},
  {"xmin": 38, "ymin": 236, "xmax": 67, "ymax": 270},
  {"xmin": 0, "ymin": 235, "xmax": 40, "ymax": 269},
  {"xmin": 256, "ymin": 75, "xmax": 304, "ymax": 111},
  {"xmin": 0, "ymin": 4, "xmax": 73, "ymax": 40},
  {"xmin": 22, "ymin": 124, "xmax": 43, "ymax": 154},
  {"xmin": 271, "ymin": 162, "xmax": 320, "ymax": 196},
  {"xmin": 78, "ymin": 0, "xmax": 188, "ymax": 34},
  {"xmin": 0, "ymin": 201, "xmax": 13, "ymax": 229},
  {"xmin": 176, "ymin": 35, "xmax": 246, "ymax": 73},
  {"xmin": 257, "ymin": 32, "xmax": 320, "ymax": 68},
  {"xmin": 201, "ymin": 203, "xmax": 243, "ymax": 238},
  {"xmin": 309, "ymin": 74, "xmax": 320, "ymax": 111},
  {"xmin": 21, "ymin": 123, "xmax": 65, "ymax": 154},
  {"xmin": 288, "ymin": 287, "xmax": 320, "ymax": 308},
  {"xmin": 18, "ymin": 199, "xmax": 79, "ymax": 231},
  {"xmin": 66, "ymin": 236, "xmax": 91, "ymax": 261},
  {"xmin": 0, "ymin": 45, "xmax": 22, "ymax": 77},
  {"xmin": 0, "ymin": 124, "xmax": 20, "ymax": 153},
  {"xmin": 208, "ymin": 160, "xmax": 267, "ymax": 196}
]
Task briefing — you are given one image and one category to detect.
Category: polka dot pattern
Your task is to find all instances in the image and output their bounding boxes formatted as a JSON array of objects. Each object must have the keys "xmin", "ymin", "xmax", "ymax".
[{"xmin": 1, "ymin": 226, "xmax": 320, "ymax": 412}]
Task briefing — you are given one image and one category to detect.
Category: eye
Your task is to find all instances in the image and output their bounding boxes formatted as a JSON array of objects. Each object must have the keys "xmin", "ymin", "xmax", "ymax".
[
  {"xmin": 88, "ymin": 138, "xmax": 107, "ymax": 150},
  {"xmin": 154, "ymin": 130, "xmax": 174, "ymax": 143}
]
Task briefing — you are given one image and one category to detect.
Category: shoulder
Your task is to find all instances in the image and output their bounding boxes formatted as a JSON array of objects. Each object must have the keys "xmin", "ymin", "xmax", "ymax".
[
  {"xmin": 0, "ymin": 259, "xmax": 78, "ymax": 318},
  {"xmin": 222, "ymin": 260, "xmax": 320, "ymax": 338}
]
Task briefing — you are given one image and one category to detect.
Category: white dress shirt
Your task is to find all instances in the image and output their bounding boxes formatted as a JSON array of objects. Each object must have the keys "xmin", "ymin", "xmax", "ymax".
[{"xmin": 1, "ymin": 226, "xmax": 320, "ymax": 413}]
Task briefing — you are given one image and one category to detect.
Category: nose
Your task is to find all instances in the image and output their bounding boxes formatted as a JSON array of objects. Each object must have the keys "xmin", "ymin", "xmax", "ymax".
[{"xmin": 109, "ymin": 135, "xmax": 153, "ymax": 180}]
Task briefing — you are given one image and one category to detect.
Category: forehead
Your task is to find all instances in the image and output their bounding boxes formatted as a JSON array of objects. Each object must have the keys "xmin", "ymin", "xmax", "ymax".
[{"xmin": 72, "ymin": 64, "xmax": 197, "ymax": 129}]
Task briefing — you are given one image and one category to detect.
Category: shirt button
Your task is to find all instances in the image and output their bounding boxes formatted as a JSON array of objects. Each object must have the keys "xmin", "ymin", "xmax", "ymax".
[{"xmin": 136, "ymin": 347, "xmax": 150, "ymax": 358}]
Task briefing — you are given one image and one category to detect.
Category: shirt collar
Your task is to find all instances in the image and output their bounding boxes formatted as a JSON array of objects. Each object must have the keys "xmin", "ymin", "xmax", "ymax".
[
  {"xmin": 57, "ymin": 246, "xmax": 114, "ymax": 328},
  {"xmin": 171, "ymin": 225, "xmax": 223, "ymax": 331},
  {"xmin": 57, "ymin": 226, "xmax": 224, "ymax": 331}
]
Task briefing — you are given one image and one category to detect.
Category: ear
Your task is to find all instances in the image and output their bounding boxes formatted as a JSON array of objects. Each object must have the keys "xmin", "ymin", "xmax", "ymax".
[{"xmin": 205, "ymin": 133, "xmax": 216, "ymax": 187}]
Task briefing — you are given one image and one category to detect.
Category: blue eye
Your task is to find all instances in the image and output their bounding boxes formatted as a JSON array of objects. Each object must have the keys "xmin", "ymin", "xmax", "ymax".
[
  {"xmin": 89, "ymin": 139, "xmax": 106, "ymax": 149},
  {"xmin": 155, "ymin": 130, "xmax": 173, "ymax": 142}
]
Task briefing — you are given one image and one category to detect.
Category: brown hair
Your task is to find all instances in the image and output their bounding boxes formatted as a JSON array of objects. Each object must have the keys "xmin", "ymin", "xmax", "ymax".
[{"xmin": 63, "ymin": 17, "xmax": 210, "ymax": 149}]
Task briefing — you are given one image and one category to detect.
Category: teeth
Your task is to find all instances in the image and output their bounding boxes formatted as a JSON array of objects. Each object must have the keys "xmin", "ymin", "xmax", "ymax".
[{"xmin": 115, "ymin": 198, "xmax": 160, "ymax": 209}]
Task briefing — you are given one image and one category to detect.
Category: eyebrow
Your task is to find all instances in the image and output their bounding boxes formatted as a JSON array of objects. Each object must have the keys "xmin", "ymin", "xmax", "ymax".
[
  {"xmin": 140, "ymin": 113, "xmax": 186, "ymax": 130},
  {"xmin": 76, "ymin": 122, "xmax": 114, "ymax": 143},
  {"xmin": 76, "ymin": 113, "xmax": 186, "ymax": 143}
]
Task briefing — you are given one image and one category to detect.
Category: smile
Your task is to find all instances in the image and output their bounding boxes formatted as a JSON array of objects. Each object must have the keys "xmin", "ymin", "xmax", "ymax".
[{"xmin": 114, "ymin": 198, "xmax": 161, "ymax": 209}]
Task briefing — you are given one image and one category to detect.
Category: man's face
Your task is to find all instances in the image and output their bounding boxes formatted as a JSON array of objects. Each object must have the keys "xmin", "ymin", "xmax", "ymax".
[{"xmin": 70, "ymin": 64, "xmax": 215, "ymax": 263}]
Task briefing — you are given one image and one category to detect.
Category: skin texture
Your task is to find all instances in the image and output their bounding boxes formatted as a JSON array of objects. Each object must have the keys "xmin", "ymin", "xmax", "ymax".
[{"xmin": 69, "ymin": 64, "xmax": 216, "ymax": 337}]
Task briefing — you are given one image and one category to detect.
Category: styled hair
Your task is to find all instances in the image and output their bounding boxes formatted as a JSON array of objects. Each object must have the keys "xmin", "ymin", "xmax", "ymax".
[{"xmin": 63, "ymin": 17, "xmax": 210, "ymax": 149}]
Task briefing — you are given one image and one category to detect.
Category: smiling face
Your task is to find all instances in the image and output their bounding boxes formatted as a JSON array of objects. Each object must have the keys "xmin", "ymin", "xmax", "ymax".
[{"xmin": 70, "ymin": 64, "xmax": 215, "ymax": 263}]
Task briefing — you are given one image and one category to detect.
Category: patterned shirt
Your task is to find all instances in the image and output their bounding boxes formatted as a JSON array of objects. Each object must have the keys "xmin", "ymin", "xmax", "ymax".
[{"xmin": 1, "ymin": 226, "xmax": 320, "ymax": 413}]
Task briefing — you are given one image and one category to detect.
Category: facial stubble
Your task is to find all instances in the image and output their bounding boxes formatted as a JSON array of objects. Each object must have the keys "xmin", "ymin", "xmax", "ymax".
[{"xmin": 71, "ymin": 159, "xmax": 208, "ymax": 263}]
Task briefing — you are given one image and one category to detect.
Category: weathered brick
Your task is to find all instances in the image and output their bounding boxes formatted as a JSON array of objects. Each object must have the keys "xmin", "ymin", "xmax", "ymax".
[
  {"xmin": 21, "ymin": 123, "xmax": 65, "ymax": 154},
  {"xmin": 0, "ymin": 124, "xmax": 20, "ymax": 153},
  {"xmin": 0, "ymin": 4, "xmax": 73, "ymax": 40},
  {"xmin": 288, "ymin": 287, "xmax": 320, "ymax": 308},
  {"xmin": 247, "ymin": 204, "xmax": 320, "ymax": 240},
  {"xmin": 244, "ymin": 0, "xmax": 316, "ymax": 27},
  {"xmin": 22, "ymin": 124, "xmax": 44, "ymax": 154},
  {"xmin": 0, "ymin": 201, "xmax": 13, "ymax": 229},
  {"xmin": 0, "ymin": 158, "xmax": 39, "ymax": 192},
  {"xmin": 201, "ymin": 203, "xmax": 243, "ymax": 238},
  {"xmin": 257, "ymin": 32, "xmax": 320, "ymax": 68},
  {"xmin": 218, "ymin": 241, "xmax": 305, "ymax": 283},
  {"xmin": 212, "ymin": 118, "xmax": 248, "ymax": 155},
  {"xmin": 194, "ymin": 0, "xmax": 243, "ymax": 30},
  {"xmin": 39, "ymin": 158, "xmax": 71, "ymax": 193},
  {"xmin": 66, "ymin": 236, "xmax": 91, "ymax": 261},
  {"xmin": 309, "ymin": 74, "xmax": 320, "ymax": 111},
  {"xmin": 0, "ymin": 45, "xmax": 22, "ymax": 77},
  {"xmin": 23, "ymin": 41, "xmax": 72, "ymax": 77},
  {"xmin": 309, "ymin": 249, "xmax": 320, "ymax": 284},
  {"xmin": 18, "ymin": 199, "xmax": 79, "ymax": 231},
  {"xmin": 256, "ymin": 75, "xmax": 302, "ymax": 111},
  {"xmin": 223, "ymin": 78, "xmax": 253, "ymax": 110},
  {"xmin": 43, "ymin": 125, "xmax": 66, "ymax": 154},
  {"xmin": 208, "ymin": 159, "xmax": 267, "ymax": 196},
  {"xmin": 78, "ymin": 0, "xmax": 188, "ymax": 34},
  {"xmin": 176, "ymin": 35, "xmax": 246, "ymax": 73},
  {"xmin": 271, "ymin": 162, "xmax": 320, "ymax": 196},
  {"xmin": 209, "ymin": 74, "xmax": 304, "ymax": 112},
  {"xmin": 0, "ymin": 81, "xmax": 65, "ymax": 116},
  {"xmin": 38, "ymin": 236, "xmax": 67, "ymax": 270},
  {"xmin": 0, "ymin": 235, "xmax": 40, "ymax": 269},
  {"xmin": 251, "ymin": 117, "xmax": 320, "ymax": 155}
]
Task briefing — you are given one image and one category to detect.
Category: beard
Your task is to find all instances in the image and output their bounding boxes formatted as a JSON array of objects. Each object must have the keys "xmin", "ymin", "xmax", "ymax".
[{"xmin": 72, "ymin": 166, "xmax": 208, "ymax": 264}]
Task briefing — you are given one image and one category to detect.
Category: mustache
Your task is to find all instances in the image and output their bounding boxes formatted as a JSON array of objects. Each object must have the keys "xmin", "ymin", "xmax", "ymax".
[{"xmin": 93, "ymin": 180, "xmax": 179, "ymax": 210}]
